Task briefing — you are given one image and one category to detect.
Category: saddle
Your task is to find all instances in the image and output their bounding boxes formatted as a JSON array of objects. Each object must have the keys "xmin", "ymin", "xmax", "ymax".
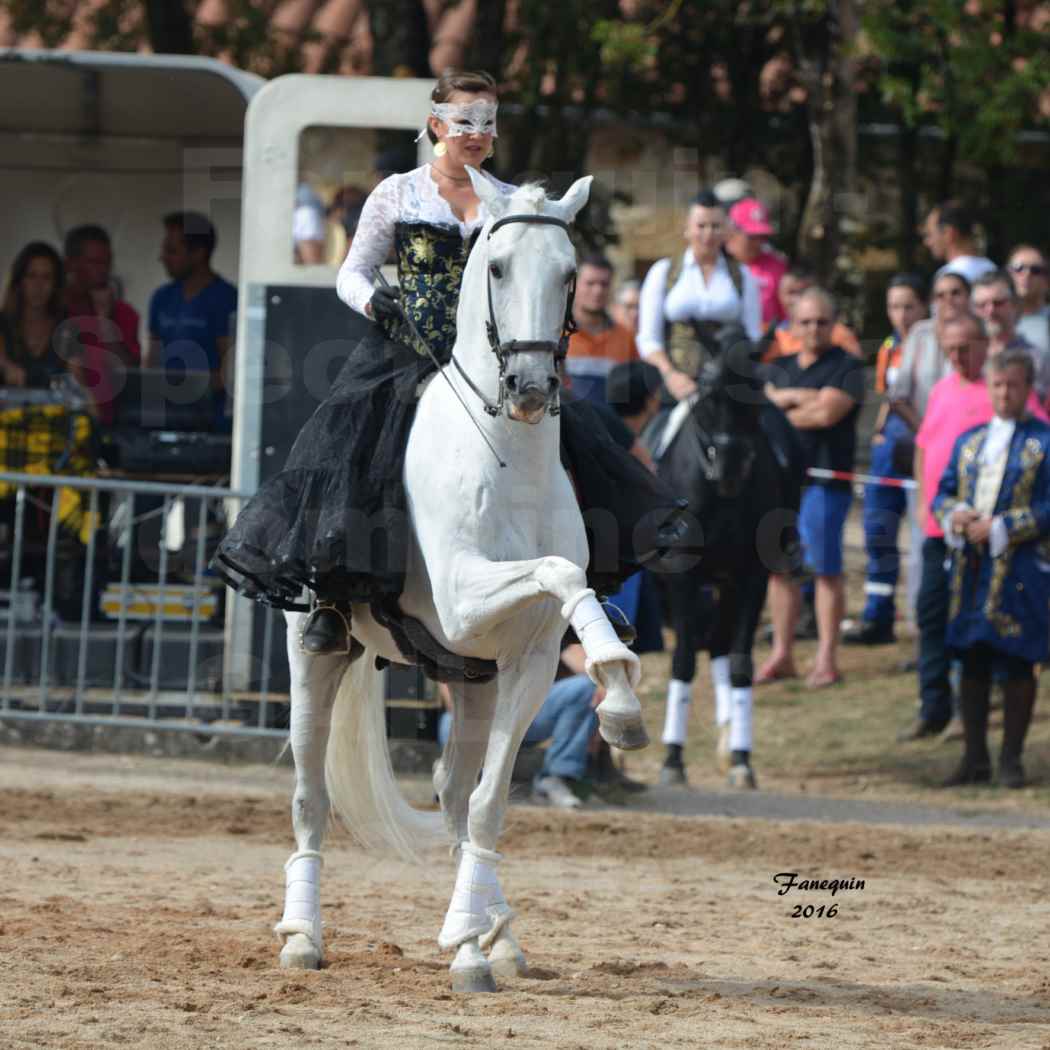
[{"xmin": 370, "ymin": 597, "xmax": 499, "ymax": 684}]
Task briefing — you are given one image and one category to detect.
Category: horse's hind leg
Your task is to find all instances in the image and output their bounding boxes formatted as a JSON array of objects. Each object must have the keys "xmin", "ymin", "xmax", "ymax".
[{"xmin": 276, "ymin": 612, "xmax": 347, "ymax": 969}]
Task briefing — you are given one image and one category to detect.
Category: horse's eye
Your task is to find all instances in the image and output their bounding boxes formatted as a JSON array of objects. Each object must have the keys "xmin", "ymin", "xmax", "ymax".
[{"xmin": 489, "ymin": 262, "xmax": 503, "ymax": 279}]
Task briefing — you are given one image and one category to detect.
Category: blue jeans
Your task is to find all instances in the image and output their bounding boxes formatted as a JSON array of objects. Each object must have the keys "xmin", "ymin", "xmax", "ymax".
[
  {"xmin": 437, "ymin": 674, "xmax": 598, "ymax": 781},
  {"xmin": 861, "ymin": 415, "xmax": 910, "ymax": 625},
  {"xmin": 916, "ymin": 537, "xmax": 953, "ymax": 725}
]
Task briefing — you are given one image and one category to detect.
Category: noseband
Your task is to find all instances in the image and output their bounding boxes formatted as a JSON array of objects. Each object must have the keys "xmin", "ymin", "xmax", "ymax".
[{"xmin": 451, "ymin": 213, "xmax": 577, "ymax": 418}]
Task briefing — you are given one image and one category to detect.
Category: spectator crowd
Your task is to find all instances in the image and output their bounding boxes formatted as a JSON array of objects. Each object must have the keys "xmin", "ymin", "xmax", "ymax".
[
  {"xmin": 557, "ymin": 188, "xmax": 1050, "ymax": 800},
  {"xmin": 0, "ymin": 212, "xmax": 237, "ymax": 433},
  {"xmin": 4, "ymin": 181, "xmax": 1049, "ymax": 805}
]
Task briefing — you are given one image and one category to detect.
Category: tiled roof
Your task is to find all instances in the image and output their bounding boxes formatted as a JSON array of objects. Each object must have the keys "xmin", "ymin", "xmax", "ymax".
[{"xmin": 0, "ymin": 0, "xmax": 479, "ymax": 76}]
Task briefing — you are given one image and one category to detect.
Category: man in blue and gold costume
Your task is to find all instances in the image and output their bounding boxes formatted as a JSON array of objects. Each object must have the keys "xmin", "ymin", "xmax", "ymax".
[{"xmin": 933, "ymin": 347, "xmax": 1050, "ymax": 788}]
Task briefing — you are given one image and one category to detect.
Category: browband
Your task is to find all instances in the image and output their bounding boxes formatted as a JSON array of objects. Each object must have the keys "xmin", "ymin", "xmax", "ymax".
[{"xmin": 489, "ymin": 214, "xmax": 570, "ymax": 238}]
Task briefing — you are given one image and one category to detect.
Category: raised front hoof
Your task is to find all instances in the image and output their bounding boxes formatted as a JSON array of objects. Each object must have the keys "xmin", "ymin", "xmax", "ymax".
[
  {"xmin": 597, "ymin": 710, "xmax": 649, "ymax": 751},
  {"xmin": 727, "ymin": 763, "xmax": 757, "ymax": 790},
  {"xmin": 451, "ymin": 965, "xmax": 498, "ymax": 994},
  {"xmin": 659, "ymin": 763, "xmax": 687, "ymax": 787},
  {"xmin": 279, "ymin": 933, "xmax": 322, "ymax": 970}
]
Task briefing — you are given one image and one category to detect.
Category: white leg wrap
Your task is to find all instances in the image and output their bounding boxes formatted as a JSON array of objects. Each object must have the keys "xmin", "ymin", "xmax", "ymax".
[
  {"xmin": 662, "ymin": 678, "xmax": 692, "ymax": 746},
  {"xmin": 274, "ymin": 850, "xmax": 323, "ymax": 949},
  {"xmin": 438, "ymin": 842, "xmax": 513, "ymax": 951},
  {"xmin": 563, "ymin": 589, "xmax": 641, "ymax": 687},
  {"xmin": 729, "ymin": 686, "xmax": 753, "ymax": 752},
  {"xmin": 711, "ymin": 656, "xmax": 731, "ymax": 727}
]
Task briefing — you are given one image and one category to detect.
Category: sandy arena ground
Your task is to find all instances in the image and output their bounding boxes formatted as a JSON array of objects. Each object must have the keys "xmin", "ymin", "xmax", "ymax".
[{"xmin": 2, "ymin": 746, "xmax": 1049, "ymax": 1050}]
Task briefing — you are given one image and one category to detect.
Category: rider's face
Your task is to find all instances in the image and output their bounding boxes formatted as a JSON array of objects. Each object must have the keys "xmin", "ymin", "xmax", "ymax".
[
  {"xmin": 430, "ymin": 90, "xmax": 496, "ymax": 171},
  {"xmin": 684, "ymin": 205, "xmax": 726, "ymax": 260}
]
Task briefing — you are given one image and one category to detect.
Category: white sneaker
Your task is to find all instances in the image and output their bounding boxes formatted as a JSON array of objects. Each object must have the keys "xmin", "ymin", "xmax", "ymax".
[{"xmin": 534, "ymin": 775, "xmax": 582, "ymax": 809}]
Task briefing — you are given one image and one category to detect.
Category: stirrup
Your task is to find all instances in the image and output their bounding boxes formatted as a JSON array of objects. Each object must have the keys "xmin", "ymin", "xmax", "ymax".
[{"xmin": 299, "ymin": 602, "xmax": 353, "ymax": 656}]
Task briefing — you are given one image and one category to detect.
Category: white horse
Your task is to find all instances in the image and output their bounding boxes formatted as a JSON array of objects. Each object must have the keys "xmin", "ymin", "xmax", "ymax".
[{"xmin": 275, "ymin": 171, "xmax": 648, "ymax": 993}]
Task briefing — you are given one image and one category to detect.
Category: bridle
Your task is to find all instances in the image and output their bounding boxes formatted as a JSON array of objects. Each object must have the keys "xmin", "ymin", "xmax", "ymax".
[
  {"xmin": 691, "ymin": 373, "xmax": 756, "ymax": 485},
  {"xmin": 451, "ymin": 213, "xmax": 577, "ymax": 418}
]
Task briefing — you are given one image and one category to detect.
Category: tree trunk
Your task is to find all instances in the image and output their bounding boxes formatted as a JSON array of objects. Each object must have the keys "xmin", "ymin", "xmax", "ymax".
[
  {"xmin": 142, "ymin": 0, "xmax": 195, "ymax": 54},
  {"xmin": 369, "ymin": 0, "xmax": 430, "ymax": 78},
  {"xmin": 793, "ymin": 1, "xmax": 858, "ymax": 292},
  {"xmin": 467, "ymin": 0, "xmax": 506, "ymax": 79}
]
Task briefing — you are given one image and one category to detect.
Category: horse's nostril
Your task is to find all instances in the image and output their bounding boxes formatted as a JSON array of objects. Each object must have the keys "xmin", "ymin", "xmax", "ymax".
[
  {"xmin": 505, "ymin": 375, "xmax": 518, "ymax": 392},
  {"xmin": 548, "ymin": 377, "xmax": 560, "ymax": 392}
]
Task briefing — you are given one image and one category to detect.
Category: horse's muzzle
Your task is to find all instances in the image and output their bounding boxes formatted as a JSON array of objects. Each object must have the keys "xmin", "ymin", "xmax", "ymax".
[{"xmin": 506, "ymin": 380, "xmax": 557, "ymax": 424}]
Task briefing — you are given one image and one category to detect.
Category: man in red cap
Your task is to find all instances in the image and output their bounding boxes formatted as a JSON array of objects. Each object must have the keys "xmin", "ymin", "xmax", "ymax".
[{"xmin": 726, "ymin": 197, "xmax": 789, "ymax": 330}]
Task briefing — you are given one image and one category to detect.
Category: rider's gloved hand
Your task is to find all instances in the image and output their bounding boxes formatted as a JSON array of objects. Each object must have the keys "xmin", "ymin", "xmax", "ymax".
[{"xmin": 369, "ymin": 287, "xmax": 403, "ymax": 325}]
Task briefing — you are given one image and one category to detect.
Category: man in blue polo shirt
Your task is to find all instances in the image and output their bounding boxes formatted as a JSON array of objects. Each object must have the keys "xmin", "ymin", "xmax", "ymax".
[{"xmin": 147, "ymin": 211, "xmax": 237, "ymax": 428}]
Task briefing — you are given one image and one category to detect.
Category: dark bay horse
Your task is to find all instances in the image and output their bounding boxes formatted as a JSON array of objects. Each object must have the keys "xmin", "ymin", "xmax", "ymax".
[{"xmin": 651, "ymin": 330, "xmax": 804, "ymax": 787}]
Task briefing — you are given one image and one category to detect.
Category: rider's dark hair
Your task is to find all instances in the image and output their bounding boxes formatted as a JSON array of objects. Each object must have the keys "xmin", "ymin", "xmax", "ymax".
[
  {"xmin": 887, "ymin": 272, "xmax": 927, "ymax": 302},
  {"xmin": 427, "ymin": 70, "xmax": 498, "ymax": 145}
]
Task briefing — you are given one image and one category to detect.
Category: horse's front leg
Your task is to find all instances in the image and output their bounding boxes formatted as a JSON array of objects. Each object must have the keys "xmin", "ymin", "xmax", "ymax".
[
  {"xmin": 438, "ymin": 643, "xmax": 560, "ymax": 993},
  {"xmin": 275, "ymin": 612, "xmax": 346, "ymax": 969},
  {"xmin": 436, "ymin": 554, "xmax": 647, "ymax": 750}
]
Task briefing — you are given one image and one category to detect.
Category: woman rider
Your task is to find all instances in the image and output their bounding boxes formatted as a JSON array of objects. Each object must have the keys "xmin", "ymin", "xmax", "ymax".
[
  {"xmin": 636, "ymin": 189, "xmax": 762, "ymax": 403},
  {"xmin": 215, "ymin": 71, "xmax": 683, "ymax": 655}
]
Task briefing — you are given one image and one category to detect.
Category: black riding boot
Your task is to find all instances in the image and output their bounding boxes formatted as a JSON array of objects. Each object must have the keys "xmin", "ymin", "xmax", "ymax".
[
  {"xmin": 942, "ymin": 676, "xmax": 992, "ymax": 786},
  {"xmin": 999, "ymin": 675, "xmax": 1036, "ymax": 789},
  {"xmin": 300, "ymin": 601, "xmax": 352, "ymax": 655}
]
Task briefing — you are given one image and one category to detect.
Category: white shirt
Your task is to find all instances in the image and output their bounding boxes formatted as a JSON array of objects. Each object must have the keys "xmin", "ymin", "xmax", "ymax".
[
  {"xmin": 936, "ymin": 254, "xmax": 997, "ymax": 285},
  {"xmin": 636, "ymin": 250, "xmax": 762, "ymax": 356},
  {"xmin": 335, "ymin": 164, "xmax": 515, "ymax": 317}
]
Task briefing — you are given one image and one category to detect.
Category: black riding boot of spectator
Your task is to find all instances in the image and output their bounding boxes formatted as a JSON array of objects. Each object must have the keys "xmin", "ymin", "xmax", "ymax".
[
  {"xmin": 998, "ymin": 675, "xmax": 1036, "ymax": 789},
  {"xmin": 942, "ymin": 677, "xmax": 992, "ymax": 786},
  {"xmin": 300, "ymin": 600, "xmax": 353, "ymax": 655}
]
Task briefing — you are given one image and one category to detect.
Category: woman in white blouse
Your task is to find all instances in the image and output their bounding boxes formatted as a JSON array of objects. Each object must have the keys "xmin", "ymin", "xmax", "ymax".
[
  {"xmin": 216, "ymin": 70, "xmax": 683, "ymax": 654},
  {"xmin": 637, "ymin": 189, "xmax": 762, "ymax": 401}
]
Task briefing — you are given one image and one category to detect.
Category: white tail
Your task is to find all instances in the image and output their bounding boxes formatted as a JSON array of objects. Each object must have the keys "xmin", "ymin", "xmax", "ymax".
[{"xmin": 324, "ymin": 648, "xmax": 448, "ymax": 864}]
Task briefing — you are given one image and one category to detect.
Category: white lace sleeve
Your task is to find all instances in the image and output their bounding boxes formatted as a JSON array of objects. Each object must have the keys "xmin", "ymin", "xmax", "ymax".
[{"xmin": 336, "ymin": 175, "xmax": 400, "ymax": 316}]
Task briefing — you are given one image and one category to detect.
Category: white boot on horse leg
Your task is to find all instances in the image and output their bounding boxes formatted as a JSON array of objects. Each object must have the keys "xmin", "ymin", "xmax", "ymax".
[
  {"xmin": 726, "ymin": 685, "xmax": 757, "ymax": 790},
  {"xmin": 276, "ymin": 620, "xmax": 343, "ymax": 970},
  {"xmin": 711, "ymin": 655, "xmax": 733, "ymax": 773},
  {"xmin": 439, "ymin": 843, "xmax": 514, "ymax": 992},
  {"xmin": 562, "ymin": 587, "xmax": 647, "ymax": 750},
  {"xmin": 659, "ymin": 678, "xmax": 691, "ymax": 785},
  {"xmin": 276, "ymin": 850, "xmax": 325, "ymax": 969}
]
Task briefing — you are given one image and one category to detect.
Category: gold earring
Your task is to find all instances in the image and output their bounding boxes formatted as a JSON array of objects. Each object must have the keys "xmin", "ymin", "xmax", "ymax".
[
  {"xmin": 486, "ymin": 145, "xmax": 495, "ymax": 159},
  {"xmin": 433, "ymin": 141, "xmax": 447, "ymax": 158}
]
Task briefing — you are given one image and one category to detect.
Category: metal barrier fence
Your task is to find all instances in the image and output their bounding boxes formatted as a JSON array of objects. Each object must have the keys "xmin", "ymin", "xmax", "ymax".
[{"xmin": 0, "ymin": 469, "xmax": 290, "ymax": 739}]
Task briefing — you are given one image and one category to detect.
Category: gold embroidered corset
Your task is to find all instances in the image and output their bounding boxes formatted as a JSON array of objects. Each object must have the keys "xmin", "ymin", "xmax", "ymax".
[{"xmin": 390, "ymin": 221, "xmax": 474, "ymax": 362}]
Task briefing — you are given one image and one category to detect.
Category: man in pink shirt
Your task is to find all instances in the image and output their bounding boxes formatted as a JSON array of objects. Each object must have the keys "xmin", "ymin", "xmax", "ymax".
[
  {"xmin": 726, "ymin": 197, "xmax": 788, "ymax": 329},
  {"xmin": 903, "ymin": 313, "xmax": 1046, "ymax": 741}
]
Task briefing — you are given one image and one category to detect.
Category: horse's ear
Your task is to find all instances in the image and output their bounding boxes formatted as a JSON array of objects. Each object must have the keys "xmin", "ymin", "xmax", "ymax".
[
  {"xmin": 466, "ymin": 166, "xmax": 509, "ymax": 218},
  {"xmin": 551, "ymin": 175, "xmax": 593, "ymax": 224}
]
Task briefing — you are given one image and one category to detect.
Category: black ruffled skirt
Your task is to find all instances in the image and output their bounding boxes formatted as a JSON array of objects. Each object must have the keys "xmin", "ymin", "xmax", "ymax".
[{"xmin": 215, "ymin": 326, "xmax": 683, "ymax": 608}]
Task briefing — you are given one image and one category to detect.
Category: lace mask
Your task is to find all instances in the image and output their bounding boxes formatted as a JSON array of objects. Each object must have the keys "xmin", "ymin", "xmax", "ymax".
[{"xmin": 416, "ymin": 99, "xmax": 498, "ymax": 142}]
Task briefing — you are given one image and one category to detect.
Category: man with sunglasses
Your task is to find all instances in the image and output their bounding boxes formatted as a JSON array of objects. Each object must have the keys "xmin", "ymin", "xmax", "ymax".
[{"xmin": 1007, "ymin": 245, "xmax": 1050, "ymax": 354}]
